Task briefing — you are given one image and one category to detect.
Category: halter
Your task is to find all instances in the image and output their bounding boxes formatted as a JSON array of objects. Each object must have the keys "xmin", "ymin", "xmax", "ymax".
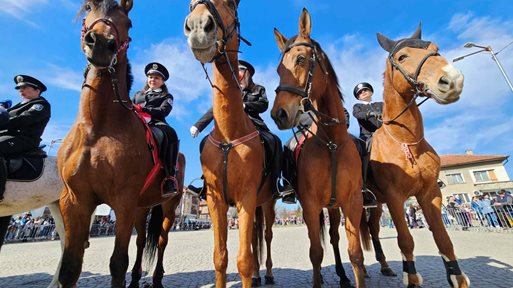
[
  {"xmin": 81, "ymin": 17, "xmax": 131, "ymax": 68},
  {"xmin": 382, "ymin": 39, "xmax": 438, "ymax": 124}
]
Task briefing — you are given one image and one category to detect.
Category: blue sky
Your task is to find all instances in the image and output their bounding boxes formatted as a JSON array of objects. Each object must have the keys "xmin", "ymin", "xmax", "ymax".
[{"xmin": 1, "ymin": 0, "xmax": 513, "ymax": 203}]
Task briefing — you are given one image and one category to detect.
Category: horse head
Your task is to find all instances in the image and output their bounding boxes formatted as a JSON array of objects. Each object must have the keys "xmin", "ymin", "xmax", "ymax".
[
  {"xmin": 271, "ymin": 8, "xmax": 332, "ymax": 130},
  {"xmin": 79, "ymin": 0, "xmax": 133, "ymax": 68},
  {"xmin": 377, "ymin": 24, "xmax": 464, "ymax": 104},
  {"xmin": 184, "ymin": 0, "xmax": 240, "ymax": 63}
]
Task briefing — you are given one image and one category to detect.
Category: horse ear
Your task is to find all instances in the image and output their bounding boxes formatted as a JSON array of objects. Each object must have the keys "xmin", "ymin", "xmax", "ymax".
[
  {"xmin": 299, "ymin": 7, "xmax": 311, "ymax": 38},
  {"xmin": 376, "ymin": 32, "xmax": 396, "ymax": 53},
  {"xmin": 235, "ymin": 0, "xmax": 240, "ymax": 6},
  {"xmin": 274, "ymin": 28, "xmax": 288, "ymax": 52},
  {"xmin": 411, "ymin": 22, "xmax": 422, "ymax": 39},
  {"xmin": 120, "ymin": 0, "xmax": 133, "ymax": 14}
]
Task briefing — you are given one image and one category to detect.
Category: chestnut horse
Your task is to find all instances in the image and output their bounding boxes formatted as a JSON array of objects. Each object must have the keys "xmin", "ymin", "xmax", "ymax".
[
  {"xmin": 58, "ymin": 1, "xmax": 183, "ymax": 287},
  {"xmin": 271, "ymin": 9, "xmax": 367, "ymax": 288},
  {"xmin": 360, "ymin": 25, "xmax": 468, "ymax": 287},
  {"xmin": 184, "ymin": 0, "xmax": 277, "ymax": 287},
  {"xmin": 129, "ymin": 153, "xmax": 185, "ymax": 288}
]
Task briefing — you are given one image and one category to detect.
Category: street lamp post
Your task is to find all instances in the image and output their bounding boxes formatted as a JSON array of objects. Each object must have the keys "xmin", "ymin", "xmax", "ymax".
[{"xmin": 453, "ymin": 42, "xmax": 513, "ymax": 93}]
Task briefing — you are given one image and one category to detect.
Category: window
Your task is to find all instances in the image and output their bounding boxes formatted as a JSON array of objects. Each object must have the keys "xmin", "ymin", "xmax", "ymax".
[
  {"xmin": 473, "ymin": 170, "xmax": 497, "ymax": 183},
  {"xmin": 446, "ymin": 173, "xmax": 465, "ymax": 184}
]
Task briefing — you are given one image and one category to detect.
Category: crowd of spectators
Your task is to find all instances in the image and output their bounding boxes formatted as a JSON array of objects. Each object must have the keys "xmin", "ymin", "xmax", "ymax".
[{"xmin": 5, "ymin": 213, "xmax": 57, "ymax": 242}]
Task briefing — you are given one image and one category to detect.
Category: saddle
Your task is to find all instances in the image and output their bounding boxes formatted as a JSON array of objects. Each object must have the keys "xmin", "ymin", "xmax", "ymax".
[
  {"xmin": 6, "ymin": 147, "xmax": 47, "ymax": 182},
  {"xmin": 199, "ymin": 130, "xmax": 283, "ymax": 194}
]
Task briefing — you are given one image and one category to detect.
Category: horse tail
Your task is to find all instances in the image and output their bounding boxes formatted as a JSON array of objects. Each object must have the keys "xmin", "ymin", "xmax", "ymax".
[
  {"xmin": 0, "ymin": 215, "xmax": 11, "ymax": 251},
  {"xmin": 359, "ymin": 209, "xmax": 372, "ymax": 251},
  {"xmin": 254, "ymin": 206, "xmax": 264, "ymax": 264},
  {"xmin": 144, "ymin": 205, "xmax": 163, "ymax": 267},
  {"xmin": 319, "ymin": 210, "xmax": 326, "ymax": 249}
]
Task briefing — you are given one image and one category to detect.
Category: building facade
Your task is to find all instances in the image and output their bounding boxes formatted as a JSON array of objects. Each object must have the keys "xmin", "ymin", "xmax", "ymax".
[{"xmin": 439, "ymin": 150, "xmax": 513, "ymax": 203}]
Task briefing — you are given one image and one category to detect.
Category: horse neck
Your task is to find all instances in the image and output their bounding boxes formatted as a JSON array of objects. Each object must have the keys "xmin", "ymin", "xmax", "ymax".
[
  {"xmin": 311, "ymin": 80, "xmax": 348, "ymax": 142},
  {"xmin": 79, "ymin": 61, "xmax": 130, "ymax": 130},
  {"xmin": 382, "ymin": 67, "xmax": 424, "ymax": 142},
  {"xmin": 211, "ymin": 57, "xmax": 254, "ymax": 140}
]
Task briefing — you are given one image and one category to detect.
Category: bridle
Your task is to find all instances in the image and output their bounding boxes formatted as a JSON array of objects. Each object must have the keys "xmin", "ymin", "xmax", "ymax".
[
  {"xmin": 81, "ymin": 17, "xmax": 131, "ymax": 68},
  {"xmin": 275, "ymin": 39, "xmax": 341, "ymax": 129},
  {"xmin": 189, "ymin": 0, "xmax": 251, "ymax": 91},
  {"xmin": 81, "ymin": 11, "xmax": 132, "ymax": 110},
  {"xmin": 275, "ymin": 39, "xmax": 346, "ymax": 207},
  {"xmin": 382, "ymin": 39, "xmax": 439, "ymax": 124}
]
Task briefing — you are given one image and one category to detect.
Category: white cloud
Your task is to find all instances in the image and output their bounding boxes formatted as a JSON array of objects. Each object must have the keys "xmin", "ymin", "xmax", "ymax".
[
  {"xmin": 0, "ymin": 0, "xmax": 48, "ymax": 25},
  {"xmin": 40, "ymin": 65, "xmax": 84, "ymax": 93}
]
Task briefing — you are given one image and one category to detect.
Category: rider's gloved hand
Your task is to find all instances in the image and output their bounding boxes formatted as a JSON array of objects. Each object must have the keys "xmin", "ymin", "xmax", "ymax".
[{"xmin": 190, "ymin": 126, "xmax": 199, "ymax": 138}]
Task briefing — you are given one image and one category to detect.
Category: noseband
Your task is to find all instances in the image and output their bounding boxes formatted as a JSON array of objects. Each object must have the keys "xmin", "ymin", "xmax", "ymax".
[{"xmin": 382, "ymin": 39, "xmax": 439, "ymax": 124}]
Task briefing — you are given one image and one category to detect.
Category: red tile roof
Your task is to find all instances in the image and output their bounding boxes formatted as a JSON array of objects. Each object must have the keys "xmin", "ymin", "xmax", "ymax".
[{"xmin": 440, "ymin": 154, "xmax": 508, "ymax": 167}]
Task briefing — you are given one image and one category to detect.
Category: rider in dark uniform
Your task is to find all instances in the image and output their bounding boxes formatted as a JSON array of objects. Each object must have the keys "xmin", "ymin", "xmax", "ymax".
[
  {"xmin": 0, "ymin": 75, "xmax": 51, "ymax": 201},
  {"xmin": 352, "ymin": 82, "xmax": 383, "ymax": 208},
  {"xmin": 132, "ymin": 62, "xmax": 179, "ymax": 197},
  {"xmin": 188, "ymin": 60, "xmax": 281, "ymax": 198}
]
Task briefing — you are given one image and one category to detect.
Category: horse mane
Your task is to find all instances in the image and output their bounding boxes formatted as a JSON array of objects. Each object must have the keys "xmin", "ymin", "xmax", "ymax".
[
  {"xmin": 284, "ymin": 36, "xmax": 344, "ymax": 102},
  {"xmin": 77, "ymin": 0, "xmax": 118, "ymax": 18}
]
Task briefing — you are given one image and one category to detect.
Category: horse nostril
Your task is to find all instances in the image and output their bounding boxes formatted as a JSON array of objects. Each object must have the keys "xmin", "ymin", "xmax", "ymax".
[
  {"xmin": 84, "ymin": 31, "xmax": 96, "ymax": 46},
  {"xmin": 277, "ymin": 108, "xmax": 288, "ymax": 124},
  {"xmin": 106, "ymin": 38, "xmax": 117, "ymax": 52},
  {"xmin": 439, "ymin": 76, "xmax": 449, "ymax": 86},
  {"xmin": 184, "ymin": 17, "xmax": 192, "ymax": 34},
  {"xmin": 204, "ymin": 15, "xmax": 215, "ymax": 33}
]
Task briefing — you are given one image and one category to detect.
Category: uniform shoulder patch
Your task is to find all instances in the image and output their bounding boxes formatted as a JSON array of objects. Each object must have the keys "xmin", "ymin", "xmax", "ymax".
[
  {"xmin": 31, "ymin": 104, "xmax": 44, "ymax": 111},
  {"xmin": 167, "ymin": 98, "xmax": 173, "ymax": 105}
]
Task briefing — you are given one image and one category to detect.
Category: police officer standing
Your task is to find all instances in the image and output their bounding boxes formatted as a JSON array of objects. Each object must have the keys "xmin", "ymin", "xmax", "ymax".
[
  {"xmin": 352, "ymin": 82, "xmax": 382, "ymax": 208},
  {"xmin": 132, "ymin": 62, "xmax": 179, "ymax": 197},
  {"xmin": 0, "ymin": 75, "xmax": 51, "ymax": 201}
]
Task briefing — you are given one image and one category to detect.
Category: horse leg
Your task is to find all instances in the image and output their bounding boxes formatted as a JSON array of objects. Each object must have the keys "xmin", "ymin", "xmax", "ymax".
[
  {"xmin": 59, "ymin": 193, "xmax": 96, "ymax": 288},
  {"xmin": 340, "ymin": 200, "xmax": 366, "ymax": 288},
  {"xmin": 47, "ymin": 200, "xmax": 65, "ymax": 288},
  {"xmin": 109, "ymin": 208, "xmax": 137, "ymax": 288},
  {"xmin": 263, "ymin": 200, "xmax": 276, "ymax": 285},
  {"xmin": 128, "ymin": 209, "xmax": 148, "ymax": 288},
  {"xmin": 327, "ymin": 208, "xmax": 353, "ymax": 288},
  {"xmin": 236, "ymin": 201, "xmax": 257, "ymax": 288},
  {"xmin": 153, "ymin": 205, "xmax": 177, "ymax": 288},
  {"xmin": 208, "ymin": 199, "xmax": 229, "ymax": 288},
  {"xmin": 418, "ymin": 193, "xmax": 470, "ymax": 288},
  {"xmin": 251, "ymin": 207, "xmax": 262, "ymax": 287},
  {"xmin": 386, "ymin": 198, "xmax": 421, "ymax": 287},
  {"xmin": 368, "ymin": 206, "xmax": 396, "ymax": 277},
  {"xmin": 303, "ymin": 205, "xmax": 323, "ymax": 288}
]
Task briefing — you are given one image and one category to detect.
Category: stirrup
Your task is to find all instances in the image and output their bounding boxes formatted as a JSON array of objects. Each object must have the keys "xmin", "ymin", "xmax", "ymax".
[
  {"xmin": 276, "ymin": 177, "xmax": 295, "ymax": 197},
  {"xmin": 186, "ymin": 177, "xmax": 204, "ymax": 196},
  {"xmin": 362, "ymin": 187, "xmax": 378, "ymax": 209},
  {"xmin": 161, "ymin": 176, "xmax": 179, "ymax": 198}
]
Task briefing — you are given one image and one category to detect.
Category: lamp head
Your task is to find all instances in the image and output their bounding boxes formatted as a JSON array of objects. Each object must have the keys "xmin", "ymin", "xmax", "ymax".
[{"xmin": 463, "ymin": 42, "xmax": 475, "ymax": 48}]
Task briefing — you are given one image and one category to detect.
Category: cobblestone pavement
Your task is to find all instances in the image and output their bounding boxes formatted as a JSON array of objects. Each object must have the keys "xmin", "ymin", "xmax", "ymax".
[{"xmin": 1, "ymin": 226, "xmax": 512, "ymax": 287}]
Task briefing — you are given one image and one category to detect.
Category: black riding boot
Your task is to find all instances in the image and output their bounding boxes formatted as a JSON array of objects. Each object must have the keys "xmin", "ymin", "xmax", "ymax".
[
  {"xmin": 279, "ymin": 144, "xmax": 296, "ymax": 204},
  {"xmin": 187, "ymin": 176, "xmax": 206, "ymax": 200},
  {"xmin": 361, "ymin": 153, "xmax": 377, "ymax": 208},
  {"xmin": 162, "ymin": 141, "xmax": 179, "ymax": 197},
  {"xmin": 0, "ymin": 156, "xmax": 7, "ymax": 202}
]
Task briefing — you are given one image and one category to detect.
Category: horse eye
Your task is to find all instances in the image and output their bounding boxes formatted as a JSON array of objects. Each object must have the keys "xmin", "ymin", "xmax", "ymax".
[
  {"xmin": 398, "ymin": 54, "xmax": 408, "ymax": 62},
  {"xmin": 296, "ymin": 55, "xmax": 306, "ymax": 65},
  {"xmin": 84, "ymin": 3, "xmax": 92, "ymax": 12}
]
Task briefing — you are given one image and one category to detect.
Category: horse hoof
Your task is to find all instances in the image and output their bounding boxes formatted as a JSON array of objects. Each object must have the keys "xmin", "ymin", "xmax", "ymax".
[
  {"xmin": 264, "ymin": 275, "xmax": 275, "ymax": 285},
  {"xmin": 381, "ymin": 267, "xmax": 397, "ymax": 277},
  {"xmin": 127, "ymin": 283, "xmax": 139, "ymax": 288},
  {"xmin": 251, "ymin": 277, "xmax": 261, "ymax": 287}
]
